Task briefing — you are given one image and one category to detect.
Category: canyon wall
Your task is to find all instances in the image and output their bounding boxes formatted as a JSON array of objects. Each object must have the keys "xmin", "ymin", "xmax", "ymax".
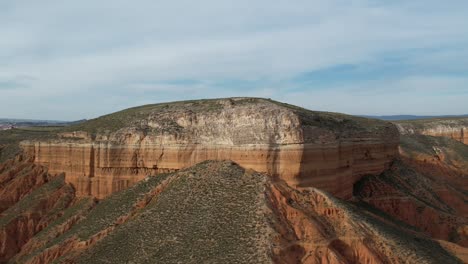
[
  {"xmin": 395, "ymin": 118, "xmax": 468, "ymax": 144},
  {"xmin": 8, "ymin": 161, "xmax": 463, "ymax": 263},
  {"xmin": 20, "ymin": 98, "xmax": 399, "ymax": 199}
]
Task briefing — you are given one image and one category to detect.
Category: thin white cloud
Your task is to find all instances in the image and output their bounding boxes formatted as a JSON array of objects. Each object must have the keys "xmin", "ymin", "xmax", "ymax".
[{"xmin": 0, "ymin": 0, "xmax": 467, "ymax": 119}]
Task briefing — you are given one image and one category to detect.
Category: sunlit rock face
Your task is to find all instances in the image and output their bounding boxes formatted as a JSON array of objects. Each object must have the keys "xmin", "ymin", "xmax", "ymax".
[
  {"xmin": 21, "ymin": 98, "xmax": 399, "ymax": 199},
  {"xmin": 395, "ymin": 118, "xmax": 468, "ymax": 145}
]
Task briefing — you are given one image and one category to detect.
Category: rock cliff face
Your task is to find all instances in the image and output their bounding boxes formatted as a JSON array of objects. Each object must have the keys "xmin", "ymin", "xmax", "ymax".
[
  {"xmin": 1, "ymin": 105, "xmax": 467, "ymax": 263},
  {"xmin": 21, "ymin": 98, "xmax": 399, "ymax": 199},
  {"xmin": 0, "ymin": 156, "xmax": 79, "ymax": 262},
  {"xmin": 5, "ymin": 161, "xmax": 464, "ymax": 264},
  {"xmin": 269, "ymin": 180, "xmax": 464, "ymax": 264},
  {"xmin": 395, "ymin": 118, "xmax": 468, "ymax": 144},
  {"xmin": 354, "ymin": 135, "xmax": 468, "ymax": 247},
  {"xmin": 0, "ymin": 155, "xmax": 48, "ymax": 214}
]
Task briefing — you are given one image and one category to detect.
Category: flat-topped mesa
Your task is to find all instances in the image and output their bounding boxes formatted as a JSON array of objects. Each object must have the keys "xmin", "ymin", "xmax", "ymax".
[
  {"xmin": 395, "ymin": 117, "xmax": 468, "ymax": 144},
  {"xmin": 21, "ymin": 98, "xmax": 399, "ymax": 199}
]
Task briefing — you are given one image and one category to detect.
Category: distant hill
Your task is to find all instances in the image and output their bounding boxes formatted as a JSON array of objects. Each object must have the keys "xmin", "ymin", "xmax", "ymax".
[
  {"xmin": 0, "ymin": 118, "xmax": 86, "ymax": 127},
  {"xmin": 361, "ymin": 114, "xmax": 468, "ymax": 121}
]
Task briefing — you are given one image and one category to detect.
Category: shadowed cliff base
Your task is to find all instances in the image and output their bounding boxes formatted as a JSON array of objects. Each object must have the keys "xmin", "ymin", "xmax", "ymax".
[
  {"xmin": 354, "ymin": 159, "xmax": 468, "ymax": 247},
  {"xmin": 353, "ymin": 133, "xmax": 468, "ymax": 250}
]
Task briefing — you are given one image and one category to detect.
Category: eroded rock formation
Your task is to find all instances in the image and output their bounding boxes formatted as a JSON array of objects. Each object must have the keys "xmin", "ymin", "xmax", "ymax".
[
  {"xmin": 354, "ymin": 135, "xmax": 468, "ymax": 247},
  {"xmin": 21, "ymin": 98, "xmax": 399, "ymax": 199},
  {"xmin": 0, "ymin": 156, "xmax": 79, "ymax": 262},
  {"xmin": 395, "ymin": 118, "xmax": 468, "ymax": 144},
  {"xmin": 5, "ymin": 161, "xmax": 464, "ymax": 264},
  {"xmin": 0, "ymin": 155, "xmax": 48, "ymax": 214},
  {"xmin": 269, "ymin": 180, "xmax": 464, "ymax": 264}
]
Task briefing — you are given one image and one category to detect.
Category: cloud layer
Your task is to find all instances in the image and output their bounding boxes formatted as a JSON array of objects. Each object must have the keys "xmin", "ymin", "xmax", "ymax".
[{"xmin": 1, "ymin": 0, "xmax": 467, "ymax": 120}]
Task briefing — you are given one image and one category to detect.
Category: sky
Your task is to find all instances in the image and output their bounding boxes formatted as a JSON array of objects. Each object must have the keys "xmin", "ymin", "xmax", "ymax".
[{"xmin": 1, "ymin": 0, "xmax": 467, "ymax": 120}]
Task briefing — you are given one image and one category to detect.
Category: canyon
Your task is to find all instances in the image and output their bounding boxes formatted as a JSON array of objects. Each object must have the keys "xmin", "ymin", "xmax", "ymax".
[
  {"xmin": 0, "ymin": 98, "xmax": 466, "ymax": 263},
  {"xmin": 1, "ymin": 159, "xmax": 466, "ymax": 263}
]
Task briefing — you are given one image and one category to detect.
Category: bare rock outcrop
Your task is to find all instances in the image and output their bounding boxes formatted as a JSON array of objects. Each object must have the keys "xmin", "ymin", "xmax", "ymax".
[
  {"xmin": 0, "ymin": 155, "xmax": 48, "ymax": 214},
  {"xmin": 20, "ymin": 98, "xmax": 399, "ymax": 199},
  {"xmin": 395, "ymin": 118, "xmax": 468, "ymax": 144},
  {"xmin": 269, "ymin": 181, "xmax": 463, "ymax": 264},
  {"xmin": 0, "ymin": 158, "xmax": 77, "ymax": 263},
  {"xmin": 354, "ymin": 135, "xmax": 468, "ymax": 247},
  {"xmin": 9, "ymin": 161, "xmax": 462, "ymax": 264}
]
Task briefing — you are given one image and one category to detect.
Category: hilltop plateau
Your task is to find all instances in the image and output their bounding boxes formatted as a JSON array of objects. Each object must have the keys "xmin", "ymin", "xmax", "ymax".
[{"xmin": 19, "ymin": 98, "xmax": 399, "ymax": 199}]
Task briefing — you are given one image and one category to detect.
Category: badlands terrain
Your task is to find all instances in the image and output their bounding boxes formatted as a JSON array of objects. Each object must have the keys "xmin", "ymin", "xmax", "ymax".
[{"xmin": 0, "ymin": 98, "xmax": 466, "ymax": 263}]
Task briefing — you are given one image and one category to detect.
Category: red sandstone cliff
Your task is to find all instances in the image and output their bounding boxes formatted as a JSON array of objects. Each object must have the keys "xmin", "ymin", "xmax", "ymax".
[
  {"xmin": 20, "ymin": 98, "xmax": 399, "ymax": 199},
  {"xmin": 354, "ymin": 134, "xmax": 468, "ymax": 248},
  {"xmin": 1, "ymin": 99, "xmax": 466, "ymax": 263},
  {"xmin": 0, "ymin": 156, "xmax": 80, "ymax": 262},
  {"xmin": 395, "ymin": 117, "xmax": 468, "ymax": 144},
  {"xmin": 0, "ymin": 155, "xmax": 49, "ymax": 214},
  {"xmin": 269, "ymin": 180, "xmax": 465, "ymax": 264},
  {"xmin": 3, "ymin": 161, "xmax": 464, "ymax": 264}
]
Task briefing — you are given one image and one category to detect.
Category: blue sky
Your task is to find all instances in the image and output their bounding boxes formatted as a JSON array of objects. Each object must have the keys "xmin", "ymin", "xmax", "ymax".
[{"xmin": 1, "ymin": 0, "xmax": 467, "ymax": 120}]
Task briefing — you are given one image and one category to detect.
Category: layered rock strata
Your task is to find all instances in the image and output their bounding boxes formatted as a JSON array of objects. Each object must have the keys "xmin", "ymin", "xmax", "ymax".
[
  {"xmin": 354, "ymin": 160, "xmax": 468, "ymax": 247},
  {"xmin": 354, "ymin": 135, "xmax": 468, "ymax": 247},
  {"xmin": 7, "ymin": 161, "xmax": 464, "ymax": 264},
  {"xmin": 21, "ymin": 98, "xmax": 399, "ymax": 199},
  {"xmin": 395, "ymin": 118, "xmax": 468, "ymax": 144}
]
